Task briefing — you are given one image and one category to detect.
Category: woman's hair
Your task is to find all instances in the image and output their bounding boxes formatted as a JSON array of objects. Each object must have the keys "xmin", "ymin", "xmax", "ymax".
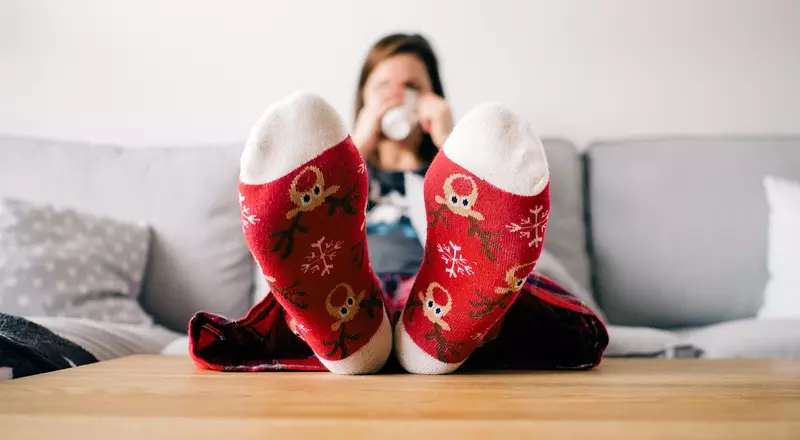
[{"xmin": 355, "ymin": 33, "xmax": 445, "ymax": 165}]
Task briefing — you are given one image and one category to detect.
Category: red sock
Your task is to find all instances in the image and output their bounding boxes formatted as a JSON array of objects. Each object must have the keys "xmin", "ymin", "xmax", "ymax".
[
  {"xmin": 394, "ymin": 104, "xmax": 551, "ymax": 374},
  {"xmin": 239, "ymin": 92, "xmax": 391, "ymax": 374}
]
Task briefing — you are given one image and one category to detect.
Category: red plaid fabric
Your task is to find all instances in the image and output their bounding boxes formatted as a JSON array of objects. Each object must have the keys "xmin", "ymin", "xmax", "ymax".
[{"xmin": 189, "ymin": 271, "xmax": 607, "ymax": 372}]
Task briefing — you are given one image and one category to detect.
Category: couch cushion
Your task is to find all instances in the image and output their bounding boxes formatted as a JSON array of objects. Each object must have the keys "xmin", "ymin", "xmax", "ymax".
[
  {"xmin": 604, "ymin": 325, "xmax": 683, "ymax": 358},
  {"xmin": 677, "ymin": 318, "xmax": 800, "ymax": 359},
  {"xmin": 0, "ymin": 136, "xmax": 253, "ymax": 331},
  {"xmin": 541, "ymin": 139, "xmax": 592, "ymax": 291},
  {"xmin": 587, "ymin": 137, "xmax": 800, "ymax": 328},
  {"xmin": 29, "ymin": 316, "xmax": 182, "ymax": 361}
]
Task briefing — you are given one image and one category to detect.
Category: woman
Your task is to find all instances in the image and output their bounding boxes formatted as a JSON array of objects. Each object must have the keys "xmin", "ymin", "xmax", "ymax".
[
  {"xmin": 188, "ymin": 34, "xmax": 607, "ymax": 375},
  {"xmin": 351, "ymin": 34, "xmax": 453, "ymax": 275}
]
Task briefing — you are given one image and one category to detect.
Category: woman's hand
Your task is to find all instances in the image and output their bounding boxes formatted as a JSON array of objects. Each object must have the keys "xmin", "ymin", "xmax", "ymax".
[
  {"xmin": 416, "ymin": 93, "xmax": 454, "ymax": 148},
  {"xmin": 352, "ymin": 90, "xmax": 404, "ymax": 155}
]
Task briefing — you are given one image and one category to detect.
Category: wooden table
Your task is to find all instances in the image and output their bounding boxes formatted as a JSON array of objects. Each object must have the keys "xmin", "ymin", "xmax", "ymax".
[{"xmin": 1, "ymin": 356, "xmax": 798, "ymax": 439}]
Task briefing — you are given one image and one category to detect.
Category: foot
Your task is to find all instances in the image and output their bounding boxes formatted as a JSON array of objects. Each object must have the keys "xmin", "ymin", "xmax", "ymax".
[
  {"xmin": 394, "ymin": 103, "xmax": 551, "ymax": 374},
  {"xmin": 239, "ymin": 91, "xmax": 391, "ymax": 374}
]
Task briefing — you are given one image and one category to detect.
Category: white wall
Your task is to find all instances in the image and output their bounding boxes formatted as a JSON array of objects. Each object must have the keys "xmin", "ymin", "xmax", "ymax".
[{"xmin": 1, "ymin": 0, "xmax": 798, "ymax": 149}]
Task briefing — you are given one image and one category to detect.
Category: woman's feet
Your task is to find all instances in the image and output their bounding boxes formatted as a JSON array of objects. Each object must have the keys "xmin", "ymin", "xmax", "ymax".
[
  {"xmin": 394, "ymin": 103, "xmax": 551, "ymax": 374},
  {"xmin": 239, "ymin": 92, "xmax": 550, "ymax": 375},
  {"xmin": 239, "ymin": 92, "xmax": 391, "ymax": 375}
]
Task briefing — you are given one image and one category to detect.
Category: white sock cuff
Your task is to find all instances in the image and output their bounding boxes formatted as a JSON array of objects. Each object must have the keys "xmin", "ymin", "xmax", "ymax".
[
  {"xmin": 443, "ymin": 103, "xmax": 549, "ymax": 197},
  {"xmin": 240, "ymin": 91, "xmax": 349, "ymax": 185},
  {"xmin": 320, "ymin": 309, "xmax": 392, "ymax": 375}
]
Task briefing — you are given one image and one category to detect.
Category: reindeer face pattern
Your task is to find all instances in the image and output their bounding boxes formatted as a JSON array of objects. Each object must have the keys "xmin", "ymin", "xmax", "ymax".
[
  {"xmin": 418, "ymin": 282, "xmax": 453, "ymax": 331},
  {"xmin": 325, "ymin": 283, "xmax": 365, "ymax": 331},
  {"xmin": 287, "ymin": 166, "xmax": 340, "ymax": 219},
  {"xmin": 496, "ymin": 262, "xmax": 535, "ymax": 294},
  {"xmin": 434, "ymin": 174, "xmax": 484, "ymax": 220}
]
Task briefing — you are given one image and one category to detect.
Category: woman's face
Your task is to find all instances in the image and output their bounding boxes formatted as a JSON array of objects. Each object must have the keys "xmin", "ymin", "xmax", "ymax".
[{"xmin": 363, "ymin": 53, "xmax": 433, "ymax": 107}]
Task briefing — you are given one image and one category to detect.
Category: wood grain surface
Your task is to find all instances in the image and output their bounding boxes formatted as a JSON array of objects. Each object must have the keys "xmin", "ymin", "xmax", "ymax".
[{"xmin": 1, "ymin": 356, "xmax": 798, "ymax": 439}]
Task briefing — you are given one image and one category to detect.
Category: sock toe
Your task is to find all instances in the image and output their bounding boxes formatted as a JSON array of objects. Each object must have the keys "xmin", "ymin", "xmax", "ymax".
[
  {"xmin": 442, "ymin": 103, "xmax": 549, "ymax": 196},
  {"xmin": 240, "ymin": 91, "xmax": 348, "ymax": 185}
]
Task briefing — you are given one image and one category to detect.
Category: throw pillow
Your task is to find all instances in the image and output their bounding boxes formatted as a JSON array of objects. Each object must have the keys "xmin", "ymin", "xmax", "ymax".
[
  {"xmin": 0, "ymin": 198, "xmax": 152, "ymax": 324},
  {"xmin": 758, "ymin": 176, "xmax": 800, "ymax": 318}
]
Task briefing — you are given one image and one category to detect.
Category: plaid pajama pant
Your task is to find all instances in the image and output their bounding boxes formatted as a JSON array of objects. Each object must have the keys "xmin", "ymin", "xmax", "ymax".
[{"xmin": 189, "ymin": 272, "xmax": 608, "ymax": 372}]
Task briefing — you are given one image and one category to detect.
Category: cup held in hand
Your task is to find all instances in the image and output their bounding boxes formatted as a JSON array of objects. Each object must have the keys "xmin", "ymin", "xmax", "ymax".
[{"xmin": 381, "ymin": 88, "xmax": 418, "ymax": 141}]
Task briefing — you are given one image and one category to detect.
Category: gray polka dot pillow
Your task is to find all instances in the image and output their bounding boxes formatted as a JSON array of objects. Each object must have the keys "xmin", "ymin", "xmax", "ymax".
[{"xmin": 0, "ymin": 198, "xmax": 153, "ymax": 325}]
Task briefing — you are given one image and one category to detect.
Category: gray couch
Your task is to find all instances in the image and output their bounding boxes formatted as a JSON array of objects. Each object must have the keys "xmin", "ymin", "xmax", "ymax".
[{"xmin": 1, "ymin": 135, "xmax": 799, "ymax": 359}]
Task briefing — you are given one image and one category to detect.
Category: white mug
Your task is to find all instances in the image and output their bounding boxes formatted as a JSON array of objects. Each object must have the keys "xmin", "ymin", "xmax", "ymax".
[{"xmin": 381, "ymin": 88, "xmax": 418, "ymax": 141}]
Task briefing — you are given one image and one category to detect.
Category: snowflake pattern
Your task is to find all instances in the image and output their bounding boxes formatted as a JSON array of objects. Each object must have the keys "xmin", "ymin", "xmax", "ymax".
[
  {"xmin": 239, "ymin": 193, "xmax": 260, "ymax": 230},
  {"xmin": 357, "ymin": 163, "xmax": 367, "ymax": 174},
  {"xmin": 437, "ymin": 241, "xmax": 475, "ymax": 278},
  {"xmin": 506, "ymin": 205, "xmax": 549, "ymax": 249},
  {"xmin": 301, "ymin": 237, "xmax": 343, "ymax": 276}
]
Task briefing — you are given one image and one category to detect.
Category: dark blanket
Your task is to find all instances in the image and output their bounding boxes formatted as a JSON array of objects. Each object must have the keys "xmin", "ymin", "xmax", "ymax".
[{"xmin": 0, "ymin": 313, "xmax": 97, "ymax": 380}]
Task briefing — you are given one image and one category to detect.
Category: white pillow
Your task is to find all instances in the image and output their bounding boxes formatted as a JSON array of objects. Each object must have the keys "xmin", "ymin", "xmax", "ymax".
[{"xmin": 758, "ymin": 176, "xmax": 800, "ymax": 319}]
